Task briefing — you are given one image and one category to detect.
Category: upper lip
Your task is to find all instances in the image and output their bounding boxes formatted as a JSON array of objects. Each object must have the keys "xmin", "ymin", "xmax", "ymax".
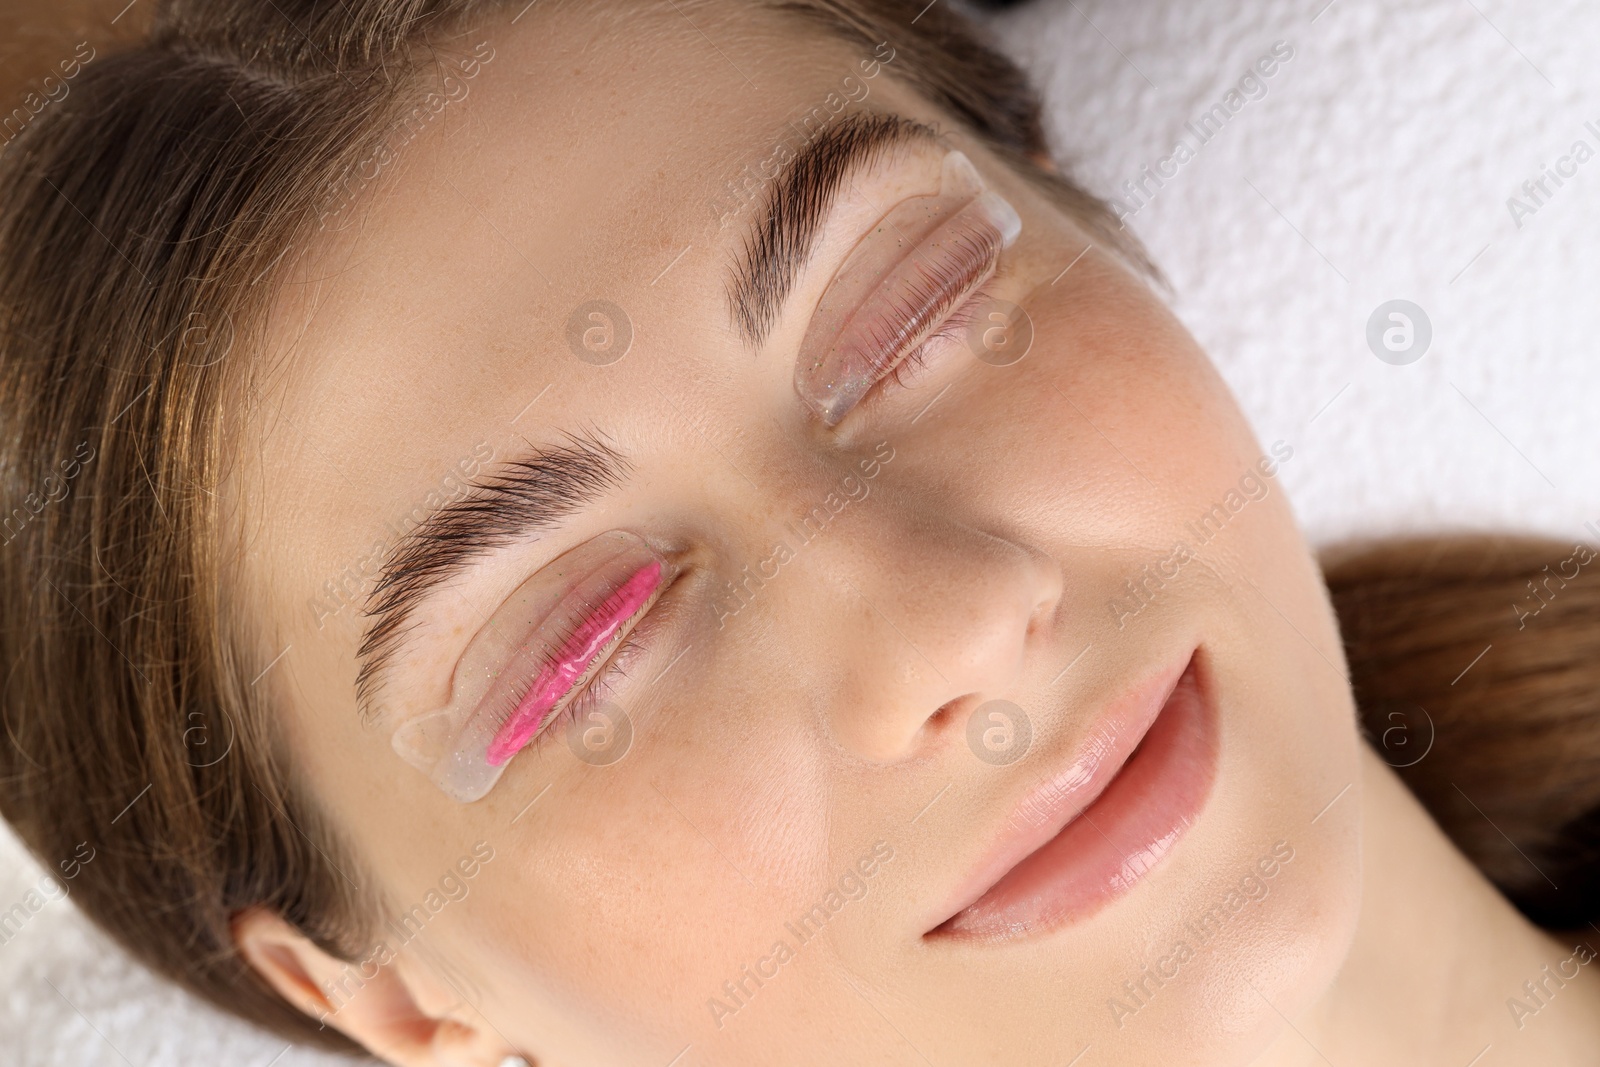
[{"xmin": 923, "ymin": 648, "xmax": 1196, "ymax": 934}]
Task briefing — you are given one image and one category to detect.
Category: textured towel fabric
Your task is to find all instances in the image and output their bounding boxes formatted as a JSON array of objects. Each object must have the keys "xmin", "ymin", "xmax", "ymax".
[
  {"xmin": 4, "ymin": 0, "xmax": 1598, "ymax": 1062},
  {"xmin": 988, "ymin": 0, "xmax": 1600, "ymax": 548}
]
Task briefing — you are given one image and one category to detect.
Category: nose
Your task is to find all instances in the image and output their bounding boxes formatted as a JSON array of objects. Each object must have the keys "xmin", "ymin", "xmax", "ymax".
[{"xmin": 787, "ymin": 505, "xmax": 1064, "ymax": 763}]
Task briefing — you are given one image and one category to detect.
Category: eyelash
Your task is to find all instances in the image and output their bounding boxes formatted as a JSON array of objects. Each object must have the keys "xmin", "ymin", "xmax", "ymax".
[
  {"xmin": 487, "ymin": 578, "xmax": 672, "ymax": 762},
  {"xmin": 861, "ymin": 234, "xmax": 1007, "ymax": 408},
  {"xmin": 522, "ymin": 632, "xmax": 643, "ymax": 758},
  {"xmin": 888, "ymin": 275, "xmax": 1000, "ymax": 392}
]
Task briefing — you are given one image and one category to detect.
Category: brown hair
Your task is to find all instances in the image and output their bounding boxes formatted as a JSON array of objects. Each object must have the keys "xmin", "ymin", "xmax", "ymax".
[
  {"xmin": 1325, "ymin": 534, "xmax": 1600, "ymax": 931},
  {"xmin": 0, "ymin": 0, "xmax": 1153, "ymax": 1052}
]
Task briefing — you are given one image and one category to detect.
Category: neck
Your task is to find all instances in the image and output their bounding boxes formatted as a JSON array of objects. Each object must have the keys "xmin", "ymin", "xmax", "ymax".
[{"xmin": 1254, "ymin": 746, "xmax": 1600, "ymax": 1066}]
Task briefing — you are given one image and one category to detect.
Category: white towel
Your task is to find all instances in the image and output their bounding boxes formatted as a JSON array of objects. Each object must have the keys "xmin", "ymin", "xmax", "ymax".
[{"xmin": 989, "ymin": 0, "xmax": 1600, "ymax": 547}]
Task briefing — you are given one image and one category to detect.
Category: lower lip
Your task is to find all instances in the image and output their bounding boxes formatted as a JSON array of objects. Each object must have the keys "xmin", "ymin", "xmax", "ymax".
[{"xmin": 931, "ymin": 653, "xmax": 1219, "ymax": 941}]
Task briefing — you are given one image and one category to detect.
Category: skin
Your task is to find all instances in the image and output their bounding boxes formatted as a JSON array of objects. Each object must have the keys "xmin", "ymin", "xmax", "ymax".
[{"xmin": 225, "ymin": 2, "xmax": 1600, "ymax": 1064}]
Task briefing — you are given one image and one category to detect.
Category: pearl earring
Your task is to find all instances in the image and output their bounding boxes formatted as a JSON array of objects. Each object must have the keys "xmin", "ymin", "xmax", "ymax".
[{"xmin": 498, "ymin": 1057, "xmax": 531, "ymax": 1067}]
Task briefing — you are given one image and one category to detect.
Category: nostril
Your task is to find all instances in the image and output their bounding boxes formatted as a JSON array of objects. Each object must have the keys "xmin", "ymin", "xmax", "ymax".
[
  {"xmin": 1025, "ymin": 605, "xmax": 1045, "ymax": 641},
  {"xmin": 1027, "ymin": 580, "xmax": 1063, "ymax": 642},
  {"xmin": 926, "ymin": 693, "xmax": 978, "ymax": 736}
]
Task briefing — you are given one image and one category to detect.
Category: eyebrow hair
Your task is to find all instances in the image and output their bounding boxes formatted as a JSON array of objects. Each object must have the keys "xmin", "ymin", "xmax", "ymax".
[
  {"xmin": 352, "ymin": 115, "xmax": 938, "ymax": 719},
  {"xmin": 353, "ymin": 429, "xmax": 630, "ymax": 721},
  {"xmin": 728, "ymin": 111, "xmax": 944, "ymax": 347}
]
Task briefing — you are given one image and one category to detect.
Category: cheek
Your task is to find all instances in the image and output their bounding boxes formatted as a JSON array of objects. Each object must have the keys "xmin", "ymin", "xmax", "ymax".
[
  {"xmin": 453, "ymin": 697, "xmax": 838, "ymax": 1050},
  {"xmin": 896, "ymin": 256, "xmax": 1364, "ymax": 1049},
  {"xmin": 900, "ymin": 254, "xmax": 1262, "ymax": 553}
]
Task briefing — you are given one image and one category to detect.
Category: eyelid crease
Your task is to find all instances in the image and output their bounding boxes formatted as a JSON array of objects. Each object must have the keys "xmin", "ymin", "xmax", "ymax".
[{"xmin": 794, "ymin": 150, "xmax": 1022, "ymax": 425}]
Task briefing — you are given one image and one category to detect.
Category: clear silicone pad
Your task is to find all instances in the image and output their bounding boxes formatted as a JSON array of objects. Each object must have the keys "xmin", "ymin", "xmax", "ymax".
[
  {"xmin": 795, "ymin": 149, "xmax": 1022, "ymax": 425},
  {"xmin": 392, "ymin": 530, "xmax": 670, "ymax": 803}
]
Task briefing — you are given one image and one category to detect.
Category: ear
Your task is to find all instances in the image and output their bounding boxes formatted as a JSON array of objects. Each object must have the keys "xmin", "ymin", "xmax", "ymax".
[{"xmin": 231, "ymin": 907, "xmax": 528, "ymax": 1067}]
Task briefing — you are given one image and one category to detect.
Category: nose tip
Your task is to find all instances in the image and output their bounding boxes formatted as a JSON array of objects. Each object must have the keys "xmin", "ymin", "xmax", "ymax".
[
  {"xmin": 821, "ymin": 530, "xmax": 1064, "ymax": 763},
  {"xmin": 939, "ymin": 540, "xmax": 1063, "ymax": 695}
]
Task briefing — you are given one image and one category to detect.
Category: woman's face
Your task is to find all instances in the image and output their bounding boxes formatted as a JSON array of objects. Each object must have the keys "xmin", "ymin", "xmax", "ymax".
[{"xmin": 235, "ymin": 3, "xmax": 1366, "ymax": 1063}]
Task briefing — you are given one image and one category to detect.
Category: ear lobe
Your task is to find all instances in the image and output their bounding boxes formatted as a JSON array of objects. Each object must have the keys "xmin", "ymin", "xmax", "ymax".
[{"xmin": 231, "ymin": 906, "xmax": 524, "ymax": 1067}]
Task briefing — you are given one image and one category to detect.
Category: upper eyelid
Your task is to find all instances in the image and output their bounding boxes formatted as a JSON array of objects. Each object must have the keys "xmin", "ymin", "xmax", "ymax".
[
  {"xmin": 795, "ymin": 151, "xmax": 1016, "ymax": 426},
  {"xmin": 729, "ymin": 113, "xmax": 946, "ymax": 348},
  {"xmin": 451, "ymin": 542, "xmax": 628, "ymax": 687},
  {"xmin": 784, "ymin": 147, "xmax": 958, "ymax": 330},
  {"xmin": 827, "ymin": 154, "xmax": 953, "ymax": 269},
  {"xmin": 824, "ymin": 155, "xmax": 1011, "ymax": 313},
  {"xmin": 487, "ymin": 560, "xmax": 689, "ymax": 767},
  {"xmin": 832, "ymin": 257, "xmax": 1008, "ymax": 427},
  {"xmin": 388, "ymin": 536, "xmax": 677, "ymax": 798},
  {"xmin": 481, "ymin": 574, "xmax": 659, "ymax": 762},
  {"xmin": 354, "ymin": 430, "xmax": 631, "ymax": 725}
]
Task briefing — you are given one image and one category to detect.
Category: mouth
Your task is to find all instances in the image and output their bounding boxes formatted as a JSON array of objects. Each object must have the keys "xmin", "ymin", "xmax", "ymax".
[{"xmin": 925, "ymin": 648, "xmax": 1219, "ymax": 942}]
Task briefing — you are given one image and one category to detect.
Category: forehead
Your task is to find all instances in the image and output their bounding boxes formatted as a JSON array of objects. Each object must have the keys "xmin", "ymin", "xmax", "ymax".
[
  {"xmin": 233, "ymin": 1, "xmax": 919, "ymax": 676},
  {"xmin": 246, "ymin": 0, "xmax": 891, "ymax": 483}
]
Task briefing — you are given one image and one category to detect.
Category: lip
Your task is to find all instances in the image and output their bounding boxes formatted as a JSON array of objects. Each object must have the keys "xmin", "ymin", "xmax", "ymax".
[{"xmin": 926, "ymin": 647, "xmax": 1218, "ymax": 941}]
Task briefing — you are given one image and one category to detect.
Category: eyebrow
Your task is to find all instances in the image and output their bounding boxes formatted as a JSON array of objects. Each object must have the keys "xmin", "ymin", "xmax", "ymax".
[
  {"xmin": 728, "ymin": 111, "xmax": 943, "ymax": 347},
  {"xmin": 354, "ymin": 429, "xmax": 630, "ymax": 721},
  {"xmin": 354, "ymin": 114, "xmax": 941, "ymax": 718}
]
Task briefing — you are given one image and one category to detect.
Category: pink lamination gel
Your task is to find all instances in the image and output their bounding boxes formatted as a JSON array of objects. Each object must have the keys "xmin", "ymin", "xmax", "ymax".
[
  {"xmin": 391, "ymin": 531, "xmax": 671, "ymax": 803},
  {"xmin": 795, "ymin": 150, "xmax": 1022, "ymax": 425},
  {"xmin": 484, "ymin": 559, "xmax": 661, "ymax": 766}
]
